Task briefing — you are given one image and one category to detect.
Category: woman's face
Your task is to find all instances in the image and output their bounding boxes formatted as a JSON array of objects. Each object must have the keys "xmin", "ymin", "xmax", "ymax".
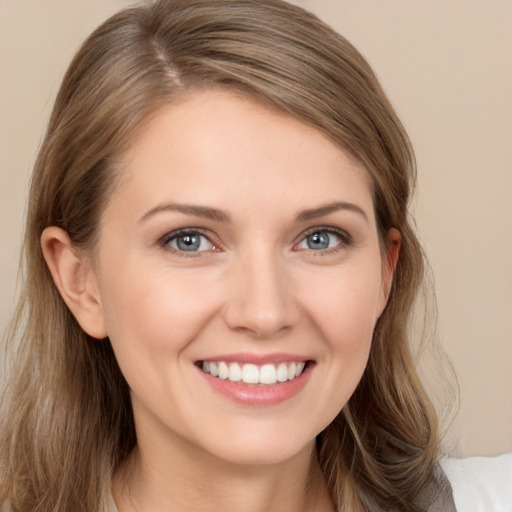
[{"xmin": 91, "ymin": 89, "xmax": 397, "ymax": 466}]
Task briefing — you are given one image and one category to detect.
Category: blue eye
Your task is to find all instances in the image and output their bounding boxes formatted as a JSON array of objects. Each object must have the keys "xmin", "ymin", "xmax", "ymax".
[
  {"xmin": 165, "ymin": 231, "xmax": 214, "ymax": 252},
  {"xmin": 296, "ymin": 230, "xmax": 347, "ymax": 251}
]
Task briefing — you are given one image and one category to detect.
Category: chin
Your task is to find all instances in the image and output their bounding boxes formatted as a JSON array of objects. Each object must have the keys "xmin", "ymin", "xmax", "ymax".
[{"xmin": 194, "ymin": 426, "xmax": 318, "ymax": 467}]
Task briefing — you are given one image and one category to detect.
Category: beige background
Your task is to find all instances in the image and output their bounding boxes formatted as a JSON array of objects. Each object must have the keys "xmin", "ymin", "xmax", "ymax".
[{"xmin": 1, "ymin": 1, "xmax": 511, "ymax": 457}]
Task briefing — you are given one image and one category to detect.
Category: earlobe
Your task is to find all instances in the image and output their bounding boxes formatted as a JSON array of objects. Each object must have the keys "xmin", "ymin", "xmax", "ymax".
[
  {"xmin": 378, "ymin": 228, "xmax": 401, "ymax": 315},
  {"xmin": 41, "ymin": 227, "xmax": 107, "ymax": 339}
]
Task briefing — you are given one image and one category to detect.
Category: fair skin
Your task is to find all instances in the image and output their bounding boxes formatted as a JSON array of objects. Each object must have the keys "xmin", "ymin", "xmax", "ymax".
[{"xmin": 42, "ymin": 89, "xmax": 399, "ymax": 512}]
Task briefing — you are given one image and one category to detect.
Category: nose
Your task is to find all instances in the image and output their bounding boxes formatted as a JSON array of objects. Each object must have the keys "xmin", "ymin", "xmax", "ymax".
[{"xmin": 223, "ymin": 251, "xmax": 300, "ymax": 339}]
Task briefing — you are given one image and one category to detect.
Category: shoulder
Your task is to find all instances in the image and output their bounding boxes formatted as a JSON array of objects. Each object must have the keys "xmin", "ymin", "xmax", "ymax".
[{"xmin": 440, "ymin": 453, "xmax": 512, "ymax": 512}]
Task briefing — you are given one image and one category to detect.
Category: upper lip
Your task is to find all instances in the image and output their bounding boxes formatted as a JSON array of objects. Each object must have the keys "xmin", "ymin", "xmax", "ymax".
[{"xmin": 195, "ymin": 352, "xmax": 312, "ymax": 365}]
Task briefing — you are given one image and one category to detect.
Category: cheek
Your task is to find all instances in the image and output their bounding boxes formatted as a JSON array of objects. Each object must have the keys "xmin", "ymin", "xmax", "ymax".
[
  {"xmin": 301, "ymin": 263, "xmax": 383, "ymax": 350},
  {"xmin": 98, "ymin": 261, "xmax": 223, "ymax": 360},
  {"xmin": 302, "ymin": 264, "xmax": 382, "ymax": 420}
]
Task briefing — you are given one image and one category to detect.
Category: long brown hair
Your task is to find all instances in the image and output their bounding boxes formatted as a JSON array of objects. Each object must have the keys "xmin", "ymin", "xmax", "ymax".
[{"xmin": 1, "ymin": 1, "xmax": 452, "ymax": 510}]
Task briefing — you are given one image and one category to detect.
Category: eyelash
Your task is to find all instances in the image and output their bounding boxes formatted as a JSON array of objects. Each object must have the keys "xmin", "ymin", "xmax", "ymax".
[{"xmin": 158, "ymin": 226, "xmax": 353, "ymax": 257}]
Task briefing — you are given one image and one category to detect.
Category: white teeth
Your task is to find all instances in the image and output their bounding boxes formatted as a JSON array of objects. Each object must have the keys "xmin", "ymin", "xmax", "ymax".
[
  {"xmin": 276, "ymin": 363, "xmax": 288, "ymax": 382},
  {"xmin": 209, "ymin": 362, "xmax": 218, "ymax": 377},
  {"xmin": 218, "ymin": 362, "xmax": 229, "ymax": 380},
  {"xmin": 242, "ymin": 364, "xmax": 259, "ymax": 384},
  {"xmin": 259, "ymin": 364, "xmax": 277, "ymax": 385},
  {"xmin": 229, "ymin": 362, "xmax": 242, "ymax": 382},
  {"xmin": 200, "ymin": 360, "xmax": 307, "ymax": 385}
]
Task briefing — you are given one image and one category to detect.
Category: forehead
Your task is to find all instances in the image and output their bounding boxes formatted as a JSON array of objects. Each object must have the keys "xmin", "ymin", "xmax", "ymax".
[{"xmin": 108, "ymin": 89, "xmax": 374, "ymax": 220}]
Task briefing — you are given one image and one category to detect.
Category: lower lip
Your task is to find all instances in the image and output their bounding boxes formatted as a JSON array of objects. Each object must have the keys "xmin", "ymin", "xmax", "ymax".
[{"xmin": 197, "ymin": 363, "xmax": 314, "ymax": 406}]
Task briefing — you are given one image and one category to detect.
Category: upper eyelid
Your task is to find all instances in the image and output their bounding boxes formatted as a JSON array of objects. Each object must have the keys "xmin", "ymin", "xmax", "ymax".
[
  {"xmin": 159, "ymin": 227, "xmax": 218, "ymax": 246},
  {"xmin": 297, "ymin": 226, "xmax": 352, "ymax": 242},
  {"xmin": 302, "ymin": 226, "xmax": 349, "ymax": 235}
]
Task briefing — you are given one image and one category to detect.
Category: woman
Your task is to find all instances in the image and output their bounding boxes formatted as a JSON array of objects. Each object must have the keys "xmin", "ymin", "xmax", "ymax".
[{"xmin": 0, "ymin": 0, "xmax": 501, "ymax": 510}]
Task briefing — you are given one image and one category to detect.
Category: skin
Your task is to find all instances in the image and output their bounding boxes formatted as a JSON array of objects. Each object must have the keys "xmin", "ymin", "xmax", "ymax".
[{"xmin": 42, "ymin": 89, "xmax": 399, "ymax": 512}]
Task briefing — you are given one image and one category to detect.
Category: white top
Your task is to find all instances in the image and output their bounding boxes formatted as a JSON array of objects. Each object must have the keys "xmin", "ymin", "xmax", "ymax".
[
  {"xmin": 441, "ymin": 453, "xmax": 512, "ymax": 512},
  {"xmin": 109, "ymin": 454, "xmax": 512, "ymax": 511}
]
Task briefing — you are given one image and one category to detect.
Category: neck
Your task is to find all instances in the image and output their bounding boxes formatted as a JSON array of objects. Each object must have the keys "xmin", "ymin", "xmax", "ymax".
[{"xmin": 113, "ymin": 437, "xmax": 334, "ymax": 512}]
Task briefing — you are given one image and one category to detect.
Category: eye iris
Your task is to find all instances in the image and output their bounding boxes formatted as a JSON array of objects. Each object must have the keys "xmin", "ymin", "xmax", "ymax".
[
  {"xmin": 307, "ymin": 232, "xmax": 330, "ymax": 250},
  {"xmin": 177, "ymin": 234, "xmax": 201, "ymax": 251}
]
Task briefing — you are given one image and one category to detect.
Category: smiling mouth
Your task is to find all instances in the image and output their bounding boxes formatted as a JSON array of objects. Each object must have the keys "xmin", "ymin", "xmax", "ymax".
[{"xmin": 196, "ymin": 360, "xmax": 311, "ymax": 386}]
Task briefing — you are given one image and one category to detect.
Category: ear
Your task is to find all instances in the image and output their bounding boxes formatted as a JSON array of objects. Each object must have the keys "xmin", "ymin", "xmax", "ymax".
[
  {"xmin": 41, "ymin": 227, "xmax": 107, "ymax": 339},
  {"xmin": 378, "ymin": 227, "xmax": 401, "ymax": 316}
]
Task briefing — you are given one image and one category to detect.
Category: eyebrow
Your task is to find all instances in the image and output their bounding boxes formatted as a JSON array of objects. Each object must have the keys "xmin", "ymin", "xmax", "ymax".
[
  {"xmin": 139, "ymin": 203, "xmax": 231, "ymax": 223},
  {"xmin": 295, "ymin": 201, "xmax": 369, "ymax": 223},
  {"xmin": 139, "ymin": 200, "xmax": 368, "ymax": 224}
]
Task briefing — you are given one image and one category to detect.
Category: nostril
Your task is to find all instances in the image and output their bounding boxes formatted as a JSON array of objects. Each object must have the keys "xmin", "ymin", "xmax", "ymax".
[{"xmin": 223, "ymin": 299, "xmax": 300, "ymax": 338}]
